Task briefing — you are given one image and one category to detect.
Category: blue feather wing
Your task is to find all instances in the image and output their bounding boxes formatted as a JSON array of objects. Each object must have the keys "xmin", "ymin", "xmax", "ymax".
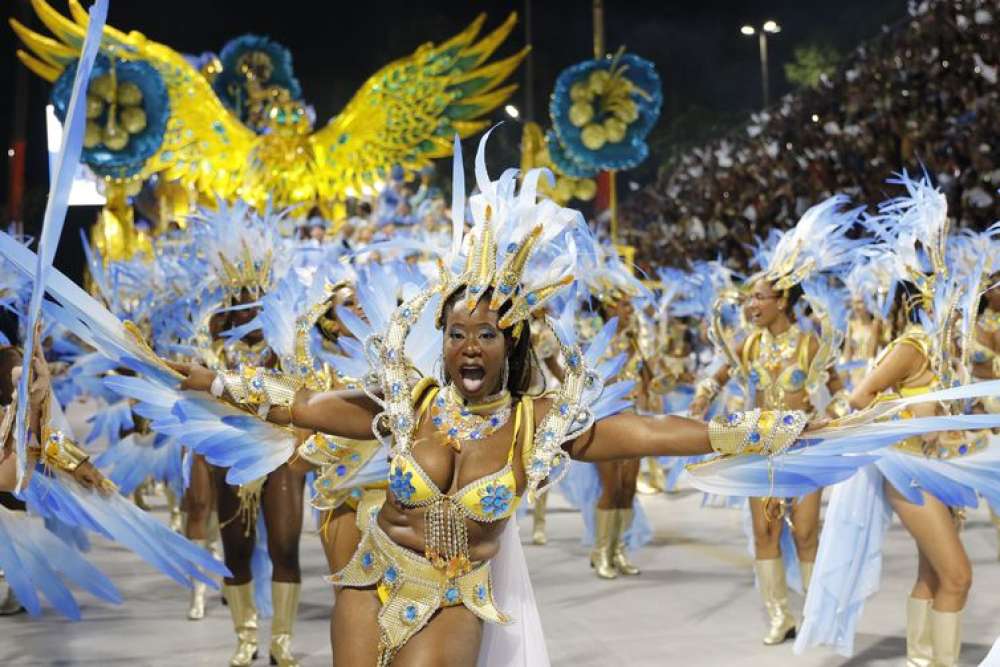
[{"xmin": 19, "ymin": 472, "xmax": 229, "ymax": 588}]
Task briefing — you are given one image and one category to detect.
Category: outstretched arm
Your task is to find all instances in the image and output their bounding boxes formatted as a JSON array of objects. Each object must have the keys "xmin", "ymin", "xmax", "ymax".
[
  {"xmin": 170, "ymin": 361, "xmax": 380, "ymax": 440},
  {"xmin": 849, "ymin": 343, "xmax": 920, "ymax": 410},
  {"xmin": 565, "ymin": 411, "xmax": 712, "ymax": 462}
]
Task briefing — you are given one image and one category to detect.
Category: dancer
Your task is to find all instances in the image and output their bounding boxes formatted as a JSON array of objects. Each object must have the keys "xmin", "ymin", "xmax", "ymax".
[
  {"xmin": 688, "ymin": 197, "xmax": 858, "ymax": 645},
  {"xmin": 188, "ymin": 205, "xmax": 306, "ymax": 667},
  {"xmin": 793, "ymin": 175, "xmax": 1000, "ymax": 666}
]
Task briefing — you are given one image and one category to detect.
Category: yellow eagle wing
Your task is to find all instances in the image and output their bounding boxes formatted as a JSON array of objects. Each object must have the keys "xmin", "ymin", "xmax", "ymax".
[{"xmin": 309, "ymin": 13, "xmax": 528, "ymax": 197}]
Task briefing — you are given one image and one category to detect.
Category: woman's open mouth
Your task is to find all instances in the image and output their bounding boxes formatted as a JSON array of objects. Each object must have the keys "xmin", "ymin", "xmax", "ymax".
[{"xmin": 459, "ymin": 364, "xmax": 486, "ymax": 394}]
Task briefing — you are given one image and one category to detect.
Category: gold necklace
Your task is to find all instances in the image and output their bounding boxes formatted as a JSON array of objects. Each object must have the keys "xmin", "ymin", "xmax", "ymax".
[{"xmin": 429, "ymin": 384, "xmax": 512, "ymax": 452}]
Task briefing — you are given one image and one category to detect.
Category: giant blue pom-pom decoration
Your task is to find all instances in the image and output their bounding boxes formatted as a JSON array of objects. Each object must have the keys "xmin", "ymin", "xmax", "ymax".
[
  {"xmin": 549, "ymin": 51, "xmax": 662, "ymax": 173},
  {"xmin": 52, "ymin": 54, "xmax": 169, "ymax": 180}
]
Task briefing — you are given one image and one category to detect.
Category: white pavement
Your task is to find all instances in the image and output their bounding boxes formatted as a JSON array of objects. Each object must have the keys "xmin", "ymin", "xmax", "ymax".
[{"xmin": 2, "ymin": 486, "xmax": 998, "ymax": 666}]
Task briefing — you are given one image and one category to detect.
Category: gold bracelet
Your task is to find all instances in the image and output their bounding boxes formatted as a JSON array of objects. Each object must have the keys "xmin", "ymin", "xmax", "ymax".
[
  {"xmin": 694, "ymin": 377, "xmax": 721, "ymax": 403},
  {"xmin": 40, "ymin": 427, "xmax": 90, "ymax": 472},
  {"xmin": 219, "ymin": 367, "xmax": 301, "ymax": 417},
  {"xmin": 297, "ymin": 433, "xmax": 349, "ymax": 467},
  {"xmin": 708, "ymin": 409, "xmax": 806, "ymax": 456}
]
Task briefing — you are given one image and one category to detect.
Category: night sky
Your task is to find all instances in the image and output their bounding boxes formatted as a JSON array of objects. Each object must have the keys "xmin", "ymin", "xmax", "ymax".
[{"xmin": 1, "ymin": 0, "xmax": 907, "ymax": 226}]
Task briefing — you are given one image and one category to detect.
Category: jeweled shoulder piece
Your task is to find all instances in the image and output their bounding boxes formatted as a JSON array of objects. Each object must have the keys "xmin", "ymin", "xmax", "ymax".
[{"xmin": 362, "ymin": 288, "xmax": 441, "ymax": 458}]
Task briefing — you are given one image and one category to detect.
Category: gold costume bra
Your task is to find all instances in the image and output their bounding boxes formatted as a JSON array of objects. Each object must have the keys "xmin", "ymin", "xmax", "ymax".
[
  {"xmin": 875, "ymin": 330, "xmax": 986, "ymax": 460},
  {"xmin": 742, "ymin": 325, "xmax": 811, "ymax": 409},
  {"xmin": 388, "ymin": 386, "xmax": 526, "ymax": 523}
]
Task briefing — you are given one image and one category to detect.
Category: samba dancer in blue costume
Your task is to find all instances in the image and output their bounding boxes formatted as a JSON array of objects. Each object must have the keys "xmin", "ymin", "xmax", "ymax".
[
  {"xmin": 793, "ymin": 175, "xmax": 1000, "ymax": 667},
  {"xmin": 687, "ymin": 196, "xmax": 860, "ymax": 645}
]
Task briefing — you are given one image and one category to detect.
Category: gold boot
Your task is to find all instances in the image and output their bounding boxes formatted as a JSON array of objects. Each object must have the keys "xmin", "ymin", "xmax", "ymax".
[
  {"xmin": 647, "ymin": 458, "xmax": 668, "ymax": 493},
  {"xmin": 187, "ymin": 539, "xmax": 209, "ymax": 620},
  {"xmin": 532, "ymin": 492, "xmax": 548, "ymax": 546},
  {"xmin": 800, "ymin": 561, "xmax": 814, "ymax": 595},
  {"xmin": 223, "ymin": 583, "xmax": 258, "ymax": 666},
  {"xmin": 269, "ymin": 582, "xmax": 301, "ymax": 667},
  {"xmin": 188, "ymin": 579, "xmax": 207, "ymax": 620},
  {"xmin": 755, "ymin": 559, "xmax": 796, "ymax": 645},
  {"xmin": 905, "ymin": 597, "xmax": 933, "ymax": 667},
  {"xmin": 929, "ymin": 608, "xmax": 961, "ymax": 667},
  {"xmin": 611, "ymin": 509, "xmax": 641, "ymax": 576},
  {"xmin": 590, "ymin": 509, "xmax": 618, "ymax": 579}
]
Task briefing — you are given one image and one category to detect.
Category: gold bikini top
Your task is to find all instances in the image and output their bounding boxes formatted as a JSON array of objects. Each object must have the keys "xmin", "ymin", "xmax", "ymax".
[
  {"xmin": 387, "ymin": 386, "xmax": 533, "ymax": 523},
  {"xmin": 741, "ymin": 325, "xmax": 812, "ymax": 409}
]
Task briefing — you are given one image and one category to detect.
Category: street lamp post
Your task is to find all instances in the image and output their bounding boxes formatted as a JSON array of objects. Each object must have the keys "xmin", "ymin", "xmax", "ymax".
[{"xmin": 741, "ymin": 20, "xmax": 781, "ymax": 109}]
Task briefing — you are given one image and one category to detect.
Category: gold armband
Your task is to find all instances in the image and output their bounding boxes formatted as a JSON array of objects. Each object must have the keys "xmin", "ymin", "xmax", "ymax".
[
  {"xmin": 39, "ymin": 427, "xmax": 90, "ymax": 472},
  {"xmin": 694, "ymin": 377, "xmax": 721, "ymax": 403},
  {"xmin": 297, "ymin": 433, "xmax": 350, "ymax": 467},
  {"xmin": 708, "ymin": 409, "xmax": 806, "ymax": 456},
  {"xmin": 827, "ymin": 391, "xmax": 851, "ymax": 419},
  {"xmin": 219, "ymin": 367, "xmax": 301, "ymax": 417}
]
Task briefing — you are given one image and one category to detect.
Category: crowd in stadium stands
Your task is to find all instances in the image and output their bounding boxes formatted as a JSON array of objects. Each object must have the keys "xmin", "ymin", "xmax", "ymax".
[{"xmin": 619, "ymin": 0, "xmax": 1000, "ymax": 274}]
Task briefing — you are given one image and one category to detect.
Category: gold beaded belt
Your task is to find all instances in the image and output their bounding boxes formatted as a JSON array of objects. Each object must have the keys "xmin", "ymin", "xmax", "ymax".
[
  {"xmin": 892, "ymin": 431, "xmax": 989, "ymax": 460},
  {"xmin": 328, "ymin": 491, "xmax": 510, "ymax": 664}
]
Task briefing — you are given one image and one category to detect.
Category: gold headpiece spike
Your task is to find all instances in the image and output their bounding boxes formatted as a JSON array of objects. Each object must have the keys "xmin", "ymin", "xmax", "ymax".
[
  {"xmin": 490, "ymin": 224, "xmax": 543, "ymax": 311},
  {"xmin": 498, "ymin": 274, "xmax": 573, "ymax": 329},
  {"xmin": 463, "ymin": 225, "xmax": 497, "ymax": 312}
]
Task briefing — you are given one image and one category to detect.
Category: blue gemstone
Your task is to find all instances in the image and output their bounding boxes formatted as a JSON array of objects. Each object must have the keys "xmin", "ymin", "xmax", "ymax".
[
  {"xmin": 448, "ymin": 427, "xmax": 459, "ymax": 437},
  {"xmin": 475, "ymin": 584, "xmax": 487, "ymax": 601},
  {"xmin": 470, "ymin": 430, "xmax": 481, "ymax": 439},
  {"xmin": 460, "ymin": 408, "xmax": 470, "ymax": 416},
  {"xmin": 783, "ymin": 414, "xmax": 794, "ymax": 425},
  {"xmin": 362, "ymin": 551, "xmax": 374, "ymax": 568},
  {"xmin": 506, "ymin": 243, "xmax": 518, "ymax": 253},
  {"xmin": 499, "ymin": 284, "xmax": 513, "ymax": 294},
  {"xmin": 444, "ymin": 587, "xmax": 460, "ymax": 603},
  {"xmin": 791, "ymin": 370, "xmax": 806, "ymax": 384},
  {"xmin": 490, "ymin": 417, "xmax": 499, "ymax": 426},
  {"xmin": 350, "ymin": 453, "xmax": 361, "ymax": 462},
  {"xmin": 336, "ymin": 464, "xmax": 348, "ymax": 477},
  {"xmin": 433, "ymin": 416, "xmax": 443, "ymax": 427},
  {"xmin": 436, "ymin": 397, "xmax": 446, "ymax": 407},
  {"xmin": 526, "ymin": 293, "xmax": 538, "ymax": 305},
  {"xmin": 559, "ymin": 403, "xmax": 569, "ymax": 416},
  {"xmin": 396, "ymin": 416, "xmax": 410, "ymax": 429},
  {"xmin": 749, "ymin": 431, "xmax": 761, "ymax": 443},
  {"xmin": 385, "ymin": 567, "xmax": 398, "ymax": 584},
  {"xmin": 959, "ymin": 444, "xmax": 968, "ymax": 455},
  {"xmin": 470, "ymin": 286, "xmax": 481, "ymax": 294},
  {"xmin": 727, "ymin": 413, "xmax": 739, "ymax": 424},
  {"xmin": 402, "ymin": 308, "xmax": 411, "ymax": 318},
  {"xmin": 391, "ymin": 382, "xmax": 402, "ymax": 396},
  {"xmin": 404, "ymin": 604, "xmax": 417, "ymax": 622}
]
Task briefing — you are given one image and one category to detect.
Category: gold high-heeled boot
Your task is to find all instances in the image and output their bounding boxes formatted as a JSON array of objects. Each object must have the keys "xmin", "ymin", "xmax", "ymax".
[
  {"xmin": 188, "ymin": 579, "xmax": 207, "ymax": 620},
  {"xmin": 532, "ymin": 492, "xmax": 548, "ymax": 545},
  {"xmin": 929, "ymin": 608, "xmax": 961, "ymax": 667},
  {"xmin": 187, "ymin": 539, "xmax": 209, "ymax": 620},
  {"xmin": 646, "ymin": 457, "xmax": 668, "ymax": 493},
  {"xmin": 223, "ymin": 583, "xmax": 258, "ymax": 666},
  {"xmin": 611, "ymin": 508, "xmax": 641, "ymax": 576},
  {"xmin": 269, "ymin": 582, "xmax": 301, "ymax": 667},
  {"xmin": 905, "ymin": 597, "xmax": 933, "ymax": 667},
  {"xmin": 755, "ymin": 559, "xmax": 796, "ymax": 645},
  {"xmin": 800, "ymin": 561, "xmax": 814, "ymax": 595},
  {"xmin": 590, "ymin": 509, "xmax": 618, "ymax": 579}
]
